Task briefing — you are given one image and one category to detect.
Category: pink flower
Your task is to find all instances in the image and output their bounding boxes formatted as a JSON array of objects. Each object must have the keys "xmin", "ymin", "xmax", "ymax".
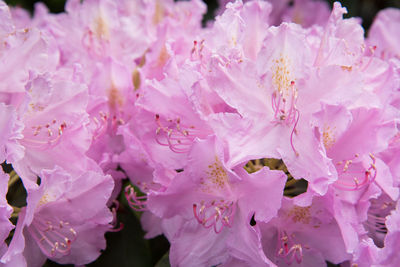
[
  {"xmin": 134, "ymin": 75, "xmax": 214, "ymax": 170},
  {"xmin": 216, "ymin": 0, "xmax": 330, "ymax": 28},
  {"xmin": 376, "ymin": 200, "xmax": 400, "ymax": 265},
  {"xmin": 11, "ymin": 71, "xmax": 94, "ymax": 182},
  {"xmin": 311, "ymin": 104, "xmax": 397, "ymax": 197},
  {"xmin": 204, "ymin": 0, "xmax": 273, "ymax": 61},
  {"xmin": 281, "ymin": 0, "xmax": 331, "ymax": 28},
  {"xmin": 0, "ymin": 3, "xmax": 49, "ymax": 107},
  {"xmin": 313, "ymin": 2, "xmax": 365, "ymax": 67},
  {"xmin": 368, "ymin": 8, "xmax": 400, "ymax": 60},
  {"xmin": 146, "ymin": 136, "xmax": 287, "ymax": 266},
  {"xmin": 0, "ymin": 170, "xmax": 13, "ymax": 259},
  {"xmin": 379, "ymin": 131, "xmax": 400, "ymax": 188},
  {"xmin": 1, "ymin": 166, "xmax": 114, "ymax": 267},
  {"xmin": 309, "ymin": 102, "xmax": 398, "ymax": 259},
  {"xmin": 84, "ymin": 59, "xmax": 134, "ymax": 170},
  {"xmin": 204, "ymin": 21, "xmax": 336, "ymax": 195},
  {"xmin": 260, "ymin": 195, "xmax": 350, "ymax": 266},
  {"xmin": 0, "ymin": 103, "xmax": 24, "ymax": 163}
]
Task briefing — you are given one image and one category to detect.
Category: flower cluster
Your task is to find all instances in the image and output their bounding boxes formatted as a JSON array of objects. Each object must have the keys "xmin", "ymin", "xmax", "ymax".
[{"xmin": 0, "ymin": 0, "xmax": 399, "ymax": 266}]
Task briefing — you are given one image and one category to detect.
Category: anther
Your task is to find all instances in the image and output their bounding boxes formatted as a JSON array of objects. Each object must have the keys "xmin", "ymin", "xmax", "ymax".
[{"xmin": 125, "ymin": 185, "xmax": 148, "ymax": 211}]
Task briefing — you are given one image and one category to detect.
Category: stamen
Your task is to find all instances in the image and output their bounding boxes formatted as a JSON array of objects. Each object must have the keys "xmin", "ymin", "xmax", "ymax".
[
  {"xmin": 193, "ymin": 200, "xmax": 236, "ymax": 233},
  {"xmin": 271, "ymin": 81, "xmax": 300, "ymax": 156},
  {"xmin": 276, "ymin": 230, "xmax": 304, "ymax": 265},
  {"xmin": 92, "ymin": 112, "xmax": 108, "ymax": 140},
  {"xmin": 360, "ymin": 45, "xmax": 377, "ymax": 71},
  {"xmin": 28, "ymin": 217, "xmax": 77, "ymax": 257},
  {"xmin": 21, "ymin": 121, "xmax": 67, "ymax": 150},
  {"xmin": 155, "ymin": 114, "xmax": 207, "ymax": 153},
  {"xmin": 334, "ymin": 153, "xmax": 377, "ymax": 191},
  {"xmin": 191, "ymin": 39, "xmax": 205, "ymax": 61},
  {"xmin": 109, "ymin": 200, "xmax": 124, "ymax": 232},
  {"xmin": 364, "ymin": 197, "xmax": 394, "ymax": 247},
  {"xmin": 125, "ymin": 185, "xmax": 147, "ymax": 211},
  {"xmin": 91, "ymin": 111, "xmax": 124, "ymax": 140}
]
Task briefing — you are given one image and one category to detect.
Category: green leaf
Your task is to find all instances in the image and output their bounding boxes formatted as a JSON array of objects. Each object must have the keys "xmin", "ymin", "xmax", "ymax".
[{"xmin": 154, "ymin": 252, "xmax": 170, "ymax": 267}]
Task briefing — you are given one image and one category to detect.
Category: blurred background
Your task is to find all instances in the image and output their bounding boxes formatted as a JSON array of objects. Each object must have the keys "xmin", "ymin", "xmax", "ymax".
[{"xmin": 4, "ymin": 0, "xmax": 400, "ymax": 30}]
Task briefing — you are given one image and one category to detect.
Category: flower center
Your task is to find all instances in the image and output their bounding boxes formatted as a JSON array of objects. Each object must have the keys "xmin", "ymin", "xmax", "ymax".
[
  {"xmin": 276, "ymin": 230, "xmax": 304, "ymax": 265},
  {"xmin": 21, "ymin": 120, "xmax": 67, "ymax": 150},
  {"xmin": 93, "ymin": 14, "xmax": 110, "ymax": 40},
  {"xmin": 193, "ymin": 199, "xmax": 236, "ymax": 234},
  {"xmin": 125, "ymin": 185, "xmax": 148, "ymax": 211},
  {"xmin": 322, "ymin": 125, "xmax": 336, "ymax": 150},
  {"xmin": 271, "ymin": 79, "xmax": 300, "ymax": 156},
  {"xmin": 28, "ymin": 217, "xmax": 76, "ymax": 258},
  {"xmin": 152, "ymin": 0, "xmax": 165, "ymax": 25},
  {"xmin": 155, "ymin": 114, "xmax": 208, "ymax": 153},
  {"xmin": 334, "ymin": 153, "xmax": 377, "ymax": 191}
]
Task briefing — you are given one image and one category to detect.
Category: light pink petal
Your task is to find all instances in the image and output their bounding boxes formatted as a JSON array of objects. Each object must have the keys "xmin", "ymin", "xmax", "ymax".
[
  {"xmin": 169, "ymin": 220, "xmax": 230, "ymax": 267},
  {"xmin": 226, "ymin": 211, "xmax": 273, "ymax": 266},
  {"xmin": 368, "ymin": 8, "xmax": 400, "ymax": 60},
  {"xmin": 236, "ymin": 167, "xmax": 286, "ymax": 223}
]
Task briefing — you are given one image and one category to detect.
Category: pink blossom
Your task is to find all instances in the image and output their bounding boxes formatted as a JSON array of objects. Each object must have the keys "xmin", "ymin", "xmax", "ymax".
[
  {"xmin": 0, "ymin": 170, "xmax": 13, "ymax": 259},
  {"xmin": 260, "ymin": 196, "xmax": 350, "ymax": 266},
  {"xmin": 203, "ymin": 20, "xmax": 336, "ymax": 195},
  {"xmin": 216, "ymin": 0, "xmax": 330, "ymax": 28},
  {"xmin": 0, "ymin": 4, "xmax": 49, "ymax": 107},
  {"xmin": 0, "ymin": 0, "xmax": 399, "ymax": 265},
  {"xmin": 368, "ymin": 8, "xmax": 400, "ymax": 60},
  {"xmin": 376, "ymin": 200, "xmax": 400, "ymax": 265},
  {"xmin": 146, "ymin": 136, "xmax": 287, "ymax": 266},
  {"xmin": 134, "ymin": 75, "xmax": 214, "ymax": 169},
  {"xmin": 311, "ymin": 104, "xmax": 397, "ymax": 196},
  {"xmin": 0, "ymin": 103, "xmax": 24, "ymax": 163},
  {"xmin": 11, "ymin": 71, "xmax": 93, "ymax": 182},
  {"xmin": 1, "ymin": 166, "xmax": 114, "ymax": 266}
]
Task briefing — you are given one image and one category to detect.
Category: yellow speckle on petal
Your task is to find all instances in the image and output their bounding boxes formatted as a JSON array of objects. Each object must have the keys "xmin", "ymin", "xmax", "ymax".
[
  {"xmin": 39, "ymin": 193, "xmax": 55, "ymax": 206},
  {"xmin": 207, "ymin": 157, "xmax": 228, "ymax": 189},
  {"xmin": 156, "ymin": 45, "xmax": 170, "ymax": 68},
  {"xmin": 288, "ymin": 206, "xmax": 311, "ymax": 224},
  {"xmin": 93, "ymin": 15, "xmax": 109, "ymax": 40},
  {"xmin": 153, "ymin": 0, "xmax": 165, "ymax": 25},
  {"xmin": 231, "ymin": 36, "xmax": 237, "ymax": 47},
  {"xmin": 200, "ymin": 157, "xmax": 229, "ymax": 192},
  {"xmin": 108, "ymin": 84, "xmax": 124, "ymax": 110},
  {"xmin": 341, "ymin": 65, "xmax": 352, "ymax": 72},
  {"xmin": 272, "ymin": 55, "xmax": 294, "ymax": 97},
  {"xmin": 132, "ymin": 53, "xmax": 146, "ymax": 90},
  {"xmin": 138, "ymin": 53, "xmax": 146, "ymax": 68},
  {"xmin": 29, "ymin": 102, "xmax": 45, "ymax": 112},
  {"xmin": 322, "ymin": 125, "xmax": 336, "ymax": 150},
  {"xmin": 132, "ymin": 69, "xmax": 141, "ymax": 91}
]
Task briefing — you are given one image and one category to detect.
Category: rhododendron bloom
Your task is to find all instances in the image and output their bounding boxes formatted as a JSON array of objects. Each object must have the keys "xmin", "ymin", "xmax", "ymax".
[
  {"xmin": 0, "ymin": 170, "xmax": 13, "ymax": 258},
  {"xmin": 147, "ymin": 136, "xmax": 287, "ymax": 266},
  {"xmin": 11, "ymin": 72, "xmax": 93, "ymax": 182},
  {"xmin": 0, "ymin": 0, "xmax": 399, "ymax": 266},
  {"xmin": 260, "ymin": 196, "xmax": 350, "ymax": 266},
  {"xmin": 1, "ymin": 167, "xmax": 114, "ymax": 267},
  {"xmin": 203, "ymin": 20, "xmax": 335, "ymax": 195},
  {"xmin": 368, "ymin": 8, "xmax": 400, "ymax": 60}
]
